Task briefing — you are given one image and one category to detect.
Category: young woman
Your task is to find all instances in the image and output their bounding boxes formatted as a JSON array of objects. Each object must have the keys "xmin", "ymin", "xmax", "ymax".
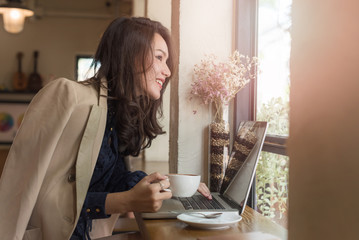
[{"xmin": 0, "ymin": 17, "xmax": 211, "ymax": 240}]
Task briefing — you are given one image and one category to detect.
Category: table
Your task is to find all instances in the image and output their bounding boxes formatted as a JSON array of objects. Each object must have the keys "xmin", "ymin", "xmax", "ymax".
[{"xmin": 133, "ymin": 207, "xmax": 287, "ymax": 240}]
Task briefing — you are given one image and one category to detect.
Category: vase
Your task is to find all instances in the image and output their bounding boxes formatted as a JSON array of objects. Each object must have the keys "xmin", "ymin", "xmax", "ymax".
[{"xmin": 209, "ymin": 103, "xmax": 230, "ymax": 192}]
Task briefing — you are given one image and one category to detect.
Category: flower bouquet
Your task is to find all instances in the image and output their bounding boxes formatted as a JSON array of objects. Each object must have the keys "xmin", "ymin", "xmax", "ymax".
[{"xmin": 191, "ymin": 50, "xmax": 258, "ymax": 191}]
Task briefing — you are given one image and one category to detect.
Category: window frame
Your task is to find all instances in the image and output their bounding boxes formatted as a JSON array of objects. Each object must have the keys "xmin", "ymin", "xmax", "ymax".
[{"xmin": 234, "ymin": 0, "xmax": 288, "ymax": 209}]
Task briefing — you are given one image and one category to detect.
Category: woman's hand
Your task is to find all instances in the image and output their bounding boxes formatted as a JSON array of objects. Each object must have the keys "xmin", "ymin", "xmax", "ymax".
[
  {"xmin": 197, "ymin": 182, "xmax": 212, "ymax": 200},
  {"xmin": 127, "ymin": 172, "xmax": 172, "ymax": 212},
  {"xmin": 105, "ymin": 172, "xmax": 172, "ymax": 214}
]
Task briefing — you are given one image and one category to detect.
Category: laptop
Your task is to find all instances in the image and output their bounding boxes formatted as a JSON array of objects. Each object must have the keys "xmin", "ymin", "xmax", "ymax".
[{"xmin": 142, "ymin": 121, "xmax": 268, "ymax": 219}]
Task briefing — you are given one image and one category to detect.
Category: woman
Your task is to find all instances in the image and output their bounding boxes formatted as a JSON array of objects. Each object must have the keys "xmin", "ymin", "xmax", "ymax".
[{"xmin": 0, "ymin": 17, "xmax": 211, "ymax": 240}]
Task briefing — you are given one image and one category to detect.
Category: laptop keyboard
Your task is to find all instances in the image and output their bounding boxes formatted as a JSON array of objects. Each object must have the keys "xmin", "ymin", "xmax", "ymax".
[{"xmin": 178, "ymin": 195, "xmax": 225, "ymax": 210}]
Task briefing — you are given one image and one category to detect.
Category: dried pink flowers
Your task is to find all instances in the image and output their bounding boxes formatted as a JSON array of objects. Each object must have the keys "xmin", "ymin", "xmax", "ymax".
[{"xmin": 191, "ymin": 51, "xmax": 258, "ymax": 106}]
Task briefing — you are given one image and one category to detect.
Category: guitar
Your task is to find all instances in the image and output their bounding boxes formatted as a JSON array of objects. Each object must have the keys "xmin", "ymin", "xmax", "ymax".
[
  {"xmin": 28, "ymin": 50, "xmax": 43, "ymax": 92},
  {"xmin": 13, "ymin": 52, "xmax": 28, "ymax": 91}
]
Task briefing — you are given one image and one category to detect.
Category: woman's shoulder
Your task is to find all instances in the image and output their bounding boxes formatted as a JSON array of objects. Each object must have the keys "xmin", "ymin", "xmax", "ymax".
[
  {"xmin": 44, "ymin": 78, "xmax": 93, "ymax": 90},
  {"xmin": 46, "ymin": 78, "xmax": 99, "ymax": 97},
  {"xmin": 28, "ymin": 78, "xmax": 100, "ymax": 108}
]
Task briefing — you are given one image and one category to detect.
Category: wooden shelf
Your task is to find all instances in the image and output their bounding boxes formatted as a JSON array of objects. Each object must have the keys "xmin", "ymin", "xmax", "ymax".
[{"xmin": 0, "ymin": 91, "xmax": 36, "ymax": 102}]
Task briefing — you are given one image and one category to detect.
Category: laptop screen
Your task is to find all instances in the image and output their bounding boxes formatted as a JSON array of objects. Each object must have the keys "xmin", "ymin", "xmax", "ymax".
[{"xmin": 221, "ymin": 122, "xmax": 268, "ymax": 212}]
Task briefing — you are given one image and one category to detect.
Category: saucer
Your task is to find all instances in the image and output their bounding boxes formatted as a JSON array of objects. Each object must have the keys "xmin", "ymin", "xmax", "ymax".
[{"xmin": 177, "ymin": 212, "xmax": 242, "ymax": 229}]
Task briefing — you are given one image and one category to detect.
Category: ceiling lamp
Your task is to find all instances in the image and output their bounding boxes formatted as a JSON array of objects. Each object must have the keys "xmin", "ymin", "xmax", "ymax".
[{"xmin": 0, "ymin": 0, "xmax": 34, "ymax": 34}]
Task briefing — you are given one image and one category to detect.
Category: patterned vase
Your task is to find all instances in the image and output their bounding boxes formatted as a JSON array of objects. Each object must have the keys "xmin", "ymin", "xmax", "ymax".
[{"xmin": 209, "ymin": 102, "xmax": 230, "ymax": 192}]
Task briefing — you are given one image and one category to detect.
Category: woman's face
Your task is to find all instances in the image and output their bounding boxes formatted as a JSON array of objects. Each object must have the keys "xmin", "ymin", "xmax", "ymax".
[{"xmin": 142, "ymin": 33, "xmax": 171, "ymax": 100}]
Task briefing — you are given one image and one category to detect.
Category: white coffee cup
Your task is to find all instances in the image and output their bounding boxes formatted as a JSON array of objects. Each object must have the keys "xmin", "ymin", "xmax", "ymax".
[{"xmin": 167, "ymin": 174, "xmax": 201, "ymax": 197}]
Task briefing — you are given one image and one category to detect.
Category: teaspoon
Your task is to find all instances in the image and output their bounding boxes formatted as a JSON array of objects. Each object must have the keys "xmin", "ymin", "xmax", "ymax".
[{"xmin": 187, "ymin": 212, "xmax": 223, "ymax": 219}]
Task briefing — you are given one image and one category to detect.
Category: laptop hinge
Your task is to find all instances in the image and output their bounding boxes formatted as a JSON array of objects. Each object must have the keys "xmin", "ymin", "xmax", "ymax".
[{"xmin": 219, "ymin": 195, "xmax": 242, "ymax": 211}]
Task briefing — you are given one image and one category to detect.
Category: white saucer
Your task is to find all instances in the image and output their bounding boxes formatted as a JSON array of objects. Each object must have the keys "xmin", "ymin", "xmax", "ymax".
[{"xmin": 177, "ymin": 212, "xmax": 242, "ymax": 230}]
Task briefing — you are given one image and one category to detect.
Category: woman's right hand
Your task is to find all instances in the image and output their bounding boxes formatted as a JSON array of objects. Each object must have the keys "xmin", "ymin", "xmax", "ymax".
[
  {"xmin": 105, "ymin": 172, "xmax": 172, "ymax": 214},
  {"xmin": 127, "ymin": 172, "xmax": 172, "ymax": 212}
]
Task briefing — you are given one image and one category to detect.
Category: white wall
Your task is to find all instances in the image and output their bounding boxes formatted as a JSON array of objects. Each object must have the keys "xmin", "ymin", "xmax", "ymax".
[
  {"xmin": 132, "ymin": 0, "xmax": 145, "ymax": 17},
  {"xmin": 176, "ymin": 0, "xmax": 233, "ymax": 181},
  {"xmin": 147, "ymin": 0, "xmax": 171, "ymax": 30},
  {"xmin": 288, "ymin": 0, "xmax": 359, "ymax": 239},
  {"xmin": 140, "ymin": 0, "xmax": 172, "ymax": 162}
]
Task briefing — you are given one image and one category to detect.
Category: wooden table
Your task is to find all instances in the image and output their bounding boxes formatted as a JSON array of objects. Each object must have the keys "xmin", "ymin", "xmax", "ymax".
[{"xmin": 133, "ymin": 207, "xmax": 287, "ymax": 240}]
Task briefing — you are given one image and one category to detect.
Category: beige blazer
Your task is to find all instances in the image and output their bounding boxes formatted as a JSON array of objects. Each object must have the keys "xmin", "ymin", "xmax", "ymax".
[{"xmin": 0, "ymin": 78, "xmax": 119, "ymax": 240}]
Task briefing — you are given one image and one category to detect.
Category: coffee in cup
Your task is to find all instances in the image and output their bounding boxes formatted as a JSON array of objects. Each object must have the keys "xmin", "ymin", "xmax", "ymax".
[{"xmin": 167, "ymin": 174, "xmax": 201, "ymax": 197}]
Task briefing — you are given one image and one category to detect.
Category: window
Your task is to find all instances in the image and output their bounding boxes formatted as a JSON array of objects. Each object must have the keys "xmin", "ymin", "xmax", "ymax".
[
  {"xmin": 235, "ymin": 0, "xmax": 291, "ymax": 228},
  {"xmin": 75, "ymin": 55, "xmax": 96, "ymax": 81},
  {"xmin": 256, "ymin": 0, "xmax": 291, "ymax": 227}
]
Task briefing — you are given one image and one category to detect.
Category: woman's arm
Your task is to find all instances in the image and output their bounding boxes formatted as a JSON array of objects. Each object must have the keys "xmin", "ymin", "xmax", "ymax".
[{"xmin": 105, "ymin": 172, "xmax": 172, "ymax": 214}]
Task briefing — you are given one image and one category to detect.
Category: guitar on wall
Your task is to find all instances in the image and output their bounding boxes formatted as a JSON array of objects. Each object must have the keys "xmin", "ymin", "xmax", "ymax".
[
  {"xmin": 28, "ymin": 50, "xmax": 43, "ymax": 92},
  {"xmin": 13, "ymin": 52, "xmax": 28, "ymax": 91}
]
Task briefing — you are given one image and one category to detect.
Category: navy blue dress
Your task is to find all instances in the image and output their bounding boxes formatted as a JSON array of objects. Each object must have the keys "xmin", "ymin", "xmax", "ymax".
[{"xmin": 71, "ymin": 108, "xmax": 147, "ymax": 239}]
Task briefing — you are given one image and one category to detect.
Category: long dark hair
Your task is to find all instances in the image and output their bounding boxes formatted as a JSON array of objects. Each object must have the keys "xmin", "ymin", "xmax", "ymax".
[{"xmin": 89, "ymin": 17, "xmax": 175, "ymax": 156}]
